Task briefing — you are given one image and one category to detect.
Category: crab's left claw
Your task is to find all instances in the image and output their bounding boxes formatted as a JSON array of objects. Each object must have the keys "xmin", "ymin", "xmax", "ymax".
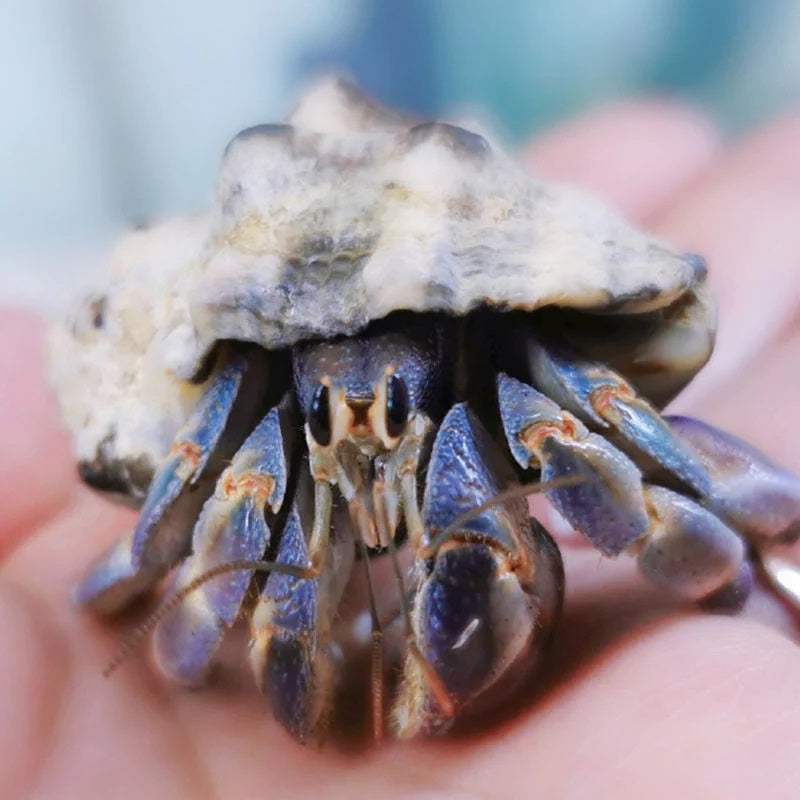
[
  {"xmin": 392, "ymin": 404, "xmax": 563, "ymax": 738},
  {"xmin": 528, "ymin": 340, "xmax": 711, "ymax": 496}
]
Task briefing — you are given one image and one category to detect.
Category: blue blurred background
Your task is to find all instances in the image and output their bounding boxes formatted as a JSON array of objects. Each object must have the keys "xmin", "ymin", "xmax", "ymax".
[{"xmin": 1, "ymin": 0, "xmax": 798, "ymax": 306}]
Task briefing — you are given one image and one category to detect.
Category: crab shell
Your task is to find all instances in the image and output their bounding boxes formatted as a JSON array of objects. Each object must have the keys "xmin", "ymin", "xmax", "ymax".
[{"xmin": 49, "ymin": 78, "xmax": 715, "ymax": 500}]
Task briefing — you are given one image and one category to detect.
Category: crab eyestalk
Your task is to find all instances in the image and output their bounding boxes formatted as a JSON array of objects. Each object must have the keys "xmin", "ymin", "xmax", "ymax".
[{"xmin": 393, "ymin": 404, "xmax": 563, "ymax": 737}]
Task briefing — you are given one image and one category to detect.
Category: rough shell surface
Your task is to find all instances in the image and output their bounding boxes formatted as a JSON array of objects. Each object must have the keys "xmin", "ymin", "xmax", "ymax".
[
  {"xmin": 49, "ymin": 216, "xmax": 211, "ymax": 496},
  {"xmin": 161, "ymin": 78, "xmax": 706, "ymax": 379},
  {"xmin": 48, "ymin": 78, "xmax": 712, "ymax": 487}
]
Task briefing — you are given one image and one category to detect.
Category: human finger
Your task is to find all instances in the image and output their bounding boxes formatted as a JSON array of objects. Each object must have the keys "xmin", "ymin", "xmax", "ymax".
[{"xmin": 0, "ymin": 309, "xmax": 75, "ymax": 558}]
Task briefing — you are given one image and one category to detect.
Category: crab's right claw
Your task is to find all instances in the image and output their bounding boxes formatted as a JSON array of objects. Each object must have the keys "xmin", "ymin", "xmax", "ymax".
[{"xmin": 392, "ymin": 404, "xmax": 563, "ymax": 738}]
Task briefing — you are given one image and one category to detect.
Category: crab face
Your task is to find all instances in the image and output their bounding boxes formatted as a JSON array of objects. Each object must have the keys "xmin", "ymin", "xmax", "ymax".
[
  {"xmin": 52, "ymin": 79, "xmax": 800, "ymax": 744},
  {"xmin": 293, "ymin": 320, "xmax": 444, "ymax": 553}
]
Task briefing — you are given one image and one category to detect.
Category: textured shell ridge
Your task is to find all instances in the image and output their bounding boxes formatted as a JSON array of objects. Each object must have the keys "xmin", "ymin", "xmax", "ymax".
[
  {"xmin": 153, "ymin": 77, "xmax": 705, "ymax": 378},
  {"xmin": 49, "ymin": 77, "xmax": 714, "ymax": 478}
]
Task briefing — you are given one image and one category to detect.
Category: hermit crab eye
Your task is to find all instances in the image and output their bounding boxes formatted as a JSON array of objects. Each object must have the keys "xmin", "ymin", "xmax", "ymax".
[
  {"xmin": 385, "ymin": 374, "xmax": 409, "ymax": 438},
  {"xmin": 308, "ymin": 384, "xmax": 332, "ymax": 446}
]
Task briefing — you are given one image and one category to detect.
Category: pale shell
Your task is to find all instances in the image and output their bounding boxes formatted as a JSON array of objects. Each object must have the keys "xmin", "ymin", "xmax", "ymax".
[{"xmin": 49, "ymin": 78, "xmax": 712, "ymax": 496}]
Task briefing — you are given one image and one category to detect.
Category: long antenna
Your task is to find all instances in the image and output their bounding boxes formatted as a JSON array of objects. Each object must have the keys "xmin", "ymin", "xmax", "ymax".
[
  {"xmin": 103, "ymin": 559, "xmax": 312, "ymax": 678},
  {"xmin": 348, "ymin": 498, "xmax": 387, "ymax": 744},
  {"xmin": 421, "ymin": 475, "xmax": 585, "ymax": 558}
]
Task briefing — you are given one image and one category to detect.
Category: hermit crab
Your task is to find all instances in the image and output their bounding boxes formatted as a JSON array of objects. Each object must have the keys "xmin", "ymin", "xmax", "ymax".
[{"xmin": 50, "ymin": 79, "xmax": 800, "ymax": 744}]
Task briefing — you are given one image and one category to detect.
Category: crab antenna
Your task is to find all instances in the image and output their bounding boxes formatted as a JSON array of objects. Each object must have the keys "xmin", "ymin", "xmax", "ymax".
[
  {"xmin": 351, "ymin": 514, "xmax": 386, "ymax": 744},
  {"xmin": 103, "ymin": 559, "xmax": 313, "ymax": 678},
  {"xmin": 422, "ymin": 475, "xmax": 588, "ymax": 558}
]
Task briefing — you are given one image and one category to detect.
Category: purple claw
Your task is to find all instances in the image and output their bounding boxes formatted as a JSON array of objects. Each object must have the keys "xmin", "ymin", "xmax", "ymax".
[{"xmin": 393, "ymin": 403, "xmax": 563, "ymax": 738}]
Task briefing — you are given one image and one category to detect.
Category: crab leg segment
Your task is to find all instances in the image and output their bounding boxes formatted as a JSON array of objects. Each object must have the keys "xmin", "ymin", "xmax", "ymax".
[
  {"xmin": 666, "ymin": 416, "xmax": 800, "ymax": 606},
  {"xmin": 392, "ymin": 403, "xmax": 563, "ymax": 738},
  {"xmin": 497, "ymin": 372, "xmax": 649, "ymax": 556},
  {"xmin": 72, "ymin": 530, "xmax": 163, "ymax": 615},
  {"xmin": 152, "ymin": 397, "xmax": 295, "ymax": 686},
  {"xmin": 636, "ymin": 486, "xmax": 751, "ymax": 607},
  {"xmin": 74, "ymin": 357, "xmax": 250, "ymax": 614},
  {"xmin": 249, "ymin": 484, "xmax": 354, "ymax": 743},
  {"xmin": 666, "ymin": 416, "xmax": 800, "ymax": 544},
  {"xmin": 498, "ymin": 373, "xmax": 751, "ymax": 608},
  {"xmin": 132, "ymin": 357, "xmax": 254, "ymax": 567},
  {"xmin": 528, "ymin": 340, "xmax": 711, "ymax": 496}
]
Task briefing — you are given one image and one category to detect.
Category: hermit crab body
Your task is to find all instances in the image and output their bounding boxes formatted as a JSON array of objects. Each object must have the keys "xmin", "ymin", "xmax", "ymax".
[{"xmin": 51, "ymin": 80, "xmax": 800, "ymax": 743}]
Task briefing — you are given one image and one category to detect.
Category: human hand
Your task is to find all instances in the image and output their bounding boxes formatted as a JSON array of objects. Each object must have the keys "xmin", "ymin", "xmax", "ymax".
[{"xmin": 2, "ymin": 101, "xmax": 800, "ymax": 799}]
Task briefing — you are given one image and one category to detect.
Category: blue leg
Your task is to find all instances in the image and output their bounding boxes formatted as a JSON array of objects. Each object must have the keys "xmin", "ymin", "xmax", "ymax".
[
  {"xmin": 528, "ymin": 339, "xmax": 711, "ymax": 495},
  {"xmin": 74, "ymin": 357, "xmax": 251, "ymax": 614},
  {"xmin": 667, "ymin": 416, "xmax": 800, "ymax": 608},
  {"xmin": 497, "ymin": 372, "xmax": 752, "ymax": 609},
  {"xmin": 666, "ymin": 416, "xmax": 800, "ymax": 543},
  {"xmin": 498, "ymin": 371, "xmax": 649, "ymax": 555},
  {"xmin": 249, "ymin": 479, "xmax": 354, "ymax": 743},
  {"xmin": 152, "ymin": 397, "xmax": 295, "ymax": 686},
  {"xmin": 392, "ymin": 403, "xmax": 563, "ymax": 738}
]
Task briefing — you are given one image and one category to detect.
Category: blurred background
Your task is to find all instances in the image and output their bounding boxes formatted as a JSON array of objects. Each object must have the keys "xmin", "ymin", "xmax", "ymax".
[{"xmin": 1, "ymin": 0, "xmax": 799, "ymax": 308}]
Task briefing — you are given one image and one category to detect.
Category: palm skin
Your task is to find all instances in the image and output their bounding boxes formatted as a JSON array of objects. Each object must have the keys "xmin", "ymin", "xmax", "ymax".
[{"xmin": 3, "ymin": 102, "xmax": 800, "ymax": 800}]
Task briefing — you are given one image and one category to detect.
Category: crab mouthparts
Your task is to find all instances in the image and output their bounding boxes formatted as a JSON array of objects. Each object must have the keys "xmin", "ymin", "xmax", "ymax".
[{"xmin": 346, "ymin": 396, "xmax": 374, "ymax": 438}]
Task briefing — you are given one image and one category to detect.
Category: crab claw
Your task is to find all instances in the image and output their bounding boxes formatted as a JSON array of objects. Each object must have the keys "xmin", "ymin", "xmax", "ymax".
[
  {"xmin": 74, "ymin": 357, "xmax": 253, "ymax": 613},
  {"xmin": 153, "ymin": 397, "xmax": 295, "ymax": 686},
  {"xmin": 498, "ymin": 372, "xmax": 649, "ymax": 556},
  {"xmin": 393, "ymin": 403, "xmax": 562, "ymax": 738},
  {"xmin": 528, "ymin": 340, "xmax": 711, "ymax": 496}
]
